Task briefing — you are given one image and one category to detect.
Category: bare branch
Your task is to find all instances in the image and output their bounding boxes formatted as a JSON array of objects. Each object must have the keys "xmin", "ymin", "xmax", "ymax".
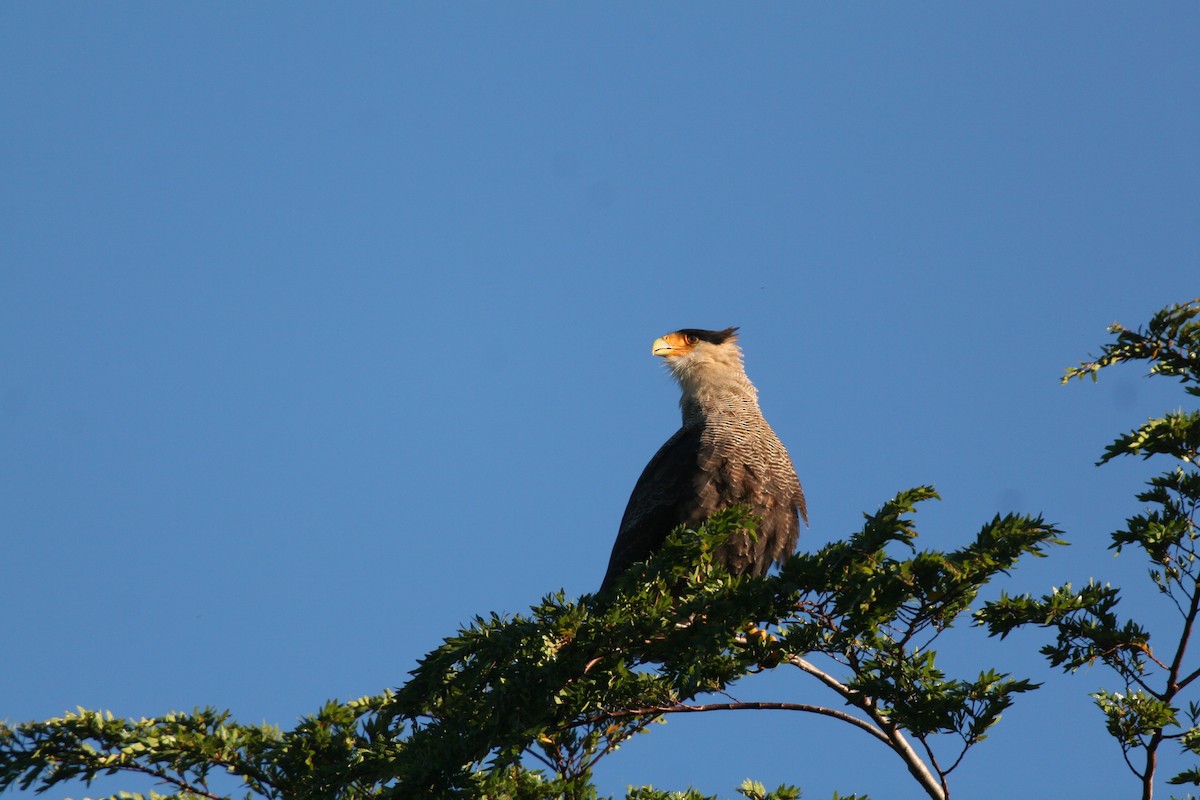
[
  {"xmin": 784, "ymin": 655, "xmax": 945, "ymax": 800},
  {"xmin": 786, "ymin": 655, "xmax": 854, "ymax": 696},
  {"xmin": 590, "ymin": 701, "xmax": 891, "ymax": 746}
]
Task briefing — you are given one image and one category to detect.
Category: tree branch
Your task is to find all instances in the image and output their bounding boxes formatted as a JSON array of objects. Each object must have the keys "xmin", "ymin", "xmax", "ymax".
[
  {"xmin": 866, "ymin": 710, "xmax": 947, "ymax": 800},
  {"xmin": 918, "ymin": 734, "xmax": 952, "ymax": 798},
  {"xmin": 786, "ymin": 655, "xmax": 853, "ymax": 695},
  {"xmin": 591, "ymin": 701, "xmax": 891, "ymax": 746},
  {"xmin": 1168, "ymin": 575, "xmax": 1200, "ymax": 694},
  {"xmin": 785, "ymin": 655, "xmax": 946, "ymax": 800},
  {"xmin": 581, "ymin": 715, "xmax": 659, "ymax": 774},
  {"xmin": 109, "ymin": 761, "xmax": 226, "ymax": 800}
]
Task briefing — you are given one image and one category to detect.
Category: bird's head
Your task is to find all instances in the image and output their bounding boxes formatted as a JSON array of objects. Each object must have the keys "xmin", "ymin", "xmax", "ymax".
[
  {"xmin": 651, "ymin": 327, "xmax": 740, "ymax": 359},
  {"xmin": 652, "ymin": 327, "xmax": 752, "ymax": 402}
]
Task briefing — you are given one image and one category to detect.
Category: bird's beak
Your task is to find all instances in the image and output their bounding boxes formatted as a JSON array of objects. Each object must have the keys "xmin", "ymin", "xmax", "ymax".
[{"xmin": 652, "ymin": 336, "xmax": 675, "ymax": 357}]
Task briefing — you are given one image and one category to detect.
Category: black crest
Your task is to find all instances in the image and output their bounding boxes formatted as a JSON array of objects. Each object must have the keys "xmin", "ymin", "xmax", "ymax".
[{"xmin": 676, "ymin": 327, "xmax": 739, "ymax": 345}]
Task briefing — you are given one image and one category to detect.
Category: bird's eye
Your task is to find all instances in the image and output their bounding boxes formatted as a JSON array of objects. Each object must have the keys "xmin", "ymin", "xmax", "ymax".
[{"xmin": 684, "ymin": 334, "xmax": 698, "ymax": 345}]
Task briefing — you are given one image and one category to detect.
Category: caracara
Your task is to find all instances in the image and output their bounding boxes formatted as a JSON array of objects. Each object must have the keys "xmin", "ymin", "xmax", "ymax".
[{"xmin": 600, "ymin": 327, "xmax": 806, "ymax": 594}]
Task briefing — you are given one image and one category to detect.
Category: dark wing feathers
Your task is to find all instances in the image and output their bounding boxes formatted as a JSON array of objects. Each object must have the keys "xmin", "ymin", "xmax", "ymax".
[{"xmin": 600, "ymin": 426, "xmax": 704, "ymax": 593}]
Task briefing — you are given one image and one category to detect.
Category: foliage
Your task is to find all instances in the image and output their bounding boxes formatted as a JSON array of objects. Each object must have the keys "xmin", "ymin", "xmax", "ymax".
[
  {"xmin": 1, "ymin": 499, "xmax": 1060, "ymax": 800},
  {"xmin": 978, "ymin": 298, "xmax": 1200, "ymax": 800},
  {"xmin": 378, "ymin": 494, "xmax": 1059, "ymax": 799},
  {"xmin": 0, "ymin": 695, "xmax": 397, "ymax": 800},
  {"xmin": 622, "ymin": 780, "xmax": 802, "ymax": 800}
]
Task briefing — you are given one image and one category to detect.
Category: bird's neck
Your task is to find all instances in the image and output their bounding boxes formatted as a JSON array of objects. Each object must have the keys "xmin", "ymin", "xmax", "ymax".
[{"xmin": 672, "ymin": 363, "xmax": 760, "ymax": 425}]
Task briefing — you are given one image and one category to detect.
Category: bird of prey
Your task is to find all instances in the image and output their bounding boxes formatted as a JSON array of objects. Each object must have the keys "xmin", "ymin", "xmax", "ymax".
[{"xmin": 600, "ymin": 327, "xmax": 806, "ymax": 593}]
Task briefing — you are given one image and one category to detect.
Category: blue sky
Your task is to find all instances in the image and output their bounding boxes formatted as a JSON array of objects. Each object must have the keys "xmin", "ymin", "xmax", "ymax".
[{"xmin": 1, "ymin": 4, "xmax": 1198, "ymax": 798}]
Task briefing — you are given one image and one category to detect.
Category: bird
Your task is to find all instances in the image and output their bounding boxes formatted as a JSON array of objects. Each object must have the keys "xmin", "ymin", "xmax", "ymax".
[{"xmin": 600, "ymin": 327, "xmax": 806, "ymax": 594}]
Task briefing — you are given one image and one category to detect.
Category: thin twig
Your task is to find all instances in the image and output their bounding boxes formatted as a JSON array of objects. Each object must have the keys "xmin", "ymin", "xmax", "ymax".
[
  {"xmin": 112, "ymin": 762, "xmax": 226, "ymax": 800},
  {"xmin": 939, "ymin": 737, "xmax": 971, "ymax": 778},
  {"xmin": 918, "ymin": 734, "xmax": 951, "ymax": 797},
  {"xmin": 580, "ymin": 715, "xmax": 658, "ymax": 774}
]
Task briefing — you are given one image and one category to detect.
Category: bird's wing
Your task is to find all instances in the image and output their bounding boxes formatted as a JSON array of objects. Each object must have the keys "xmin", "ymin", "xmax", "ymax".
[{"xmin": 600, "ymin": 425, "xmax": 703, "ymax": 593}]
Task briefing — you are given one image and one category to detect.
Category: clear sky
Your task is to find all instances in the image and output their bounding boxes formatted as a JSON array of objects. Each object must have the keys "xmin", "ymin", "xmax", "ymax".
[{"xmin": 2, "ymin": 4, "xmax": 1198, "ymax": 798}]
